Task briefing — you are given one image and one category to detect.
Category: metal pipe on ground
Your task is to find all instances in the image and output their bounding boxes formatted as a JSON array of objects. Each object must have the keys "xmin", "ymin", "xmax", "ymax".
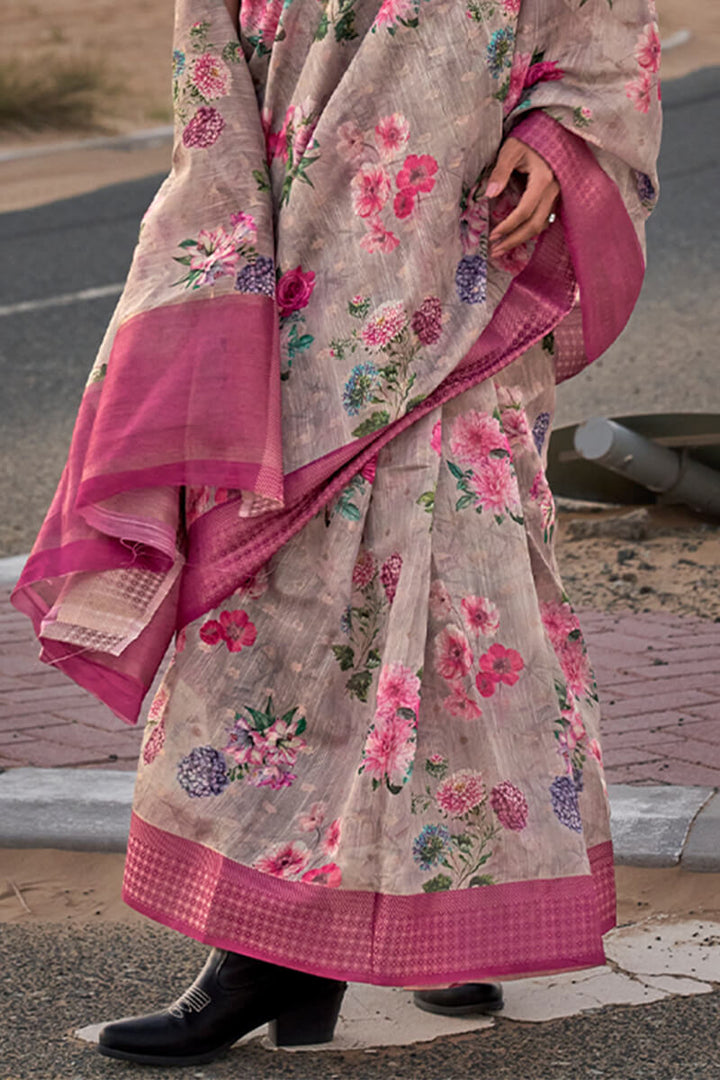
[{"xmin": 573, "ymin": 418, "xmax": 720, "ymax": 518}]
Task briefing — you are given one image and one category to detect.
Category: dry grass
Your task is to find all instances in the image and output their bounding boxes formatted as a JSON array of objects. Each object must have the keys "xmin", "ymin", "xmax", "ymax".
[{"xmin": 0, "ymin": 56, "xmax": 113, "ymax": 132}]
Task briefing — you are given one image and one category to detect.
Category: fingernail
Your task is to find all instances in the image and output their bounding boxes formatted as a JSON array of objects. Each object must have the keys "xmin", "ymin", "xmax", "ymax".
[{"xmin": 485, "ymin": 182, "xmax": 502, "ymax": 198}]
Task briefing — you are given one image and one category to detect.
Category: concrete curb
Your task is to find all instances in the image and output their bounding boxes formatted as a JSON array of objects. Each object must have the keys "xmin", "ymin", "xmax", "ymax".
[
  {"xmin": 0, "ymin": 126, "xmax": 173, "ymax": 165},
  {"xmin": 0, "ymin": 768, "xmax": 717, "ymax": 869}
]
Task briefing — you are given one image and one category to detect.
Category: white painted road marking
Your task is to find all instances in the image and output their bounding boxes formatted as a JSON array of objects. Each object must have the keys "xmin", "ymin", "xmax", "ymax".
[{"xmin": 0, "ymin": 283, "xmax": 124, "ymax": 318}]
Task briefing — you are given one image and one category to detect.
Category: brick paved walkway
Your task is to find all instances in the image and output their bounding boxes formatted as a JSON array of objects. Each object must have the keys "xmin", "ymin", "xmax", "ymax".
[{"xmin": 0, "ymin": 584, "xmax": 718, "ymax": 785}]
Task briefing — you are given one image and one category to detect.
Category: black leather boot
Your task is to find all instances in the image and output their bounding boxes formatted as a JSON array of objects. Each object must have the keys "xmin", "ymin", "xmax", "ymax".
[
  {"xmin": 413, "ymin": 982, "xmax": 504, "ymax": 1016},
  {"xmin": 97, "ymin": 948, "xmax": 347, "ymax": 1065}
]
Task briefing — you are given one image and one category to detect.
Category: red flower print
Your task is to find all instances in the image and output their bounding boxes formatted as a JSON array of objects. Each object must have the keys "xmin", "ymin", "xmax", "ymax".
[
  {"xmin": 475, "ymin": 671, "xmax": 497, "ymax": 698},
  {"xmin": 277, "ymin": 265, "xmax": 316, "ymax": 317},
  {"xmin": 199, "ymin": 609, "xmax": 257, "ymax": 652},
  {"xmin": 352, "ymin": 548, "xmax": 377, "ymax": 589},
  {"xmin": 396, "ymin": 154, "xmax": 438, "ymax": 194},
  {"xmin": 380, "ymin": 552, "xmax": 403, "ymax": 604},
  {"xmin": 351, "ymin": 164, "xmax": 392, "ymax": 218},
  {"xmin": 635, "ymin": 23, "xmax": 661, "ymax": 73},
  {"xmin": 411, "ymin": 296, "xmax": 443, "ymax": 345},
  {"xmin": 434, "ymin": 625, "xmax": 474, "ymax": 681},
  {"xmin": 375, "ymin": 112, "xmax": 411, "ymax": 160},
  {"xmin": 301, "ymin": 863, "xmax": 342, "ymax": 888},
  {"xmin": 479, "ymin": 643, "xmax": 524, "ymax": 687},
  {"xmin": 490, "ymin": 781, "xmax": 529, "ymax": 831},
  {"xmin": 393, "ymin": 188, "xmax": 416, "ymax": 219}
]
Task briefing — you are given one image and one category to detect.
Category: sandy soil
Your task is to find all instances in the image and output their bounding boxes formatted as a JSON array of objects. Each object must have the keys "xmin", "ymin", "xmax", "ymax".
[
  {"xmin": 555, "ymin": 504, "xmax": 720, "ymax": 620},
  {"xmin": 1, "ymin": 0, "xmax": 719, "ymax": 213},
  {"xmin": 2, "ymin": 848, "xmax": 719, "ymax": 929}
]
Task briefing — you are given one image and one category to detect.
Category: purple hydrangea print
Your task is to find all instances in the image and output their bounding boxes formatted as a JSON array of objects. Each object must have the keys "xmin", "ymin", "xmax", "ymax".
[
  {"xmin": 182, "ymin": 106, "xmax": 225, "ymax": 149},
  {"xmin": 455, "ymin": 254, "xmax": 487, "ymax": 305},
  {"xmin": 532, "ymin": 411, "xmax": 551, "ymax": 454},
  {"xmin": 177, "ymin": 746, "xmax": 230, "ymax": 797},
  {"xmin": 550, "ymin": 775, "xmax": 583, "ymax": 832},
  {"xmin": 635, "ymin": 171, "xmax": 657, "ymax": 208},
  {"xmin": 235, "ymin": 255, "xmax": 276, "ymax": 297}
]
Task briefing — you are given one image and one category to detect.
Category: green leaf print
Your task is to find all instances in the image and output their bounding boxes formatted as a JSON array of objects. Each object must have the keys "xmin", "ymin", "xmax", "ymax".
[
  {"xmin": 367, "ymin": 649, "xmax": 382, "ymax": 669},
  {"xmin": 422, "ymin": 874, "xmax": 453, "ymax": 893},
  {"xmin": 332, "ymin": 644, "xmax": 356, "ymax": 671},
  {"xmin": 447, "ymin": 460, "xmax": 467, "ymax": 481},
  {"xmin": 351, "ymin": 410, "xmax": 391, "ymax": 438},
  {"xmin": 346, "ymin": 669, "xmax": 373, "ymax": 701},
  {"xmin": 469, "ymin": 875, "xmax": 494, "ymax": 887}
]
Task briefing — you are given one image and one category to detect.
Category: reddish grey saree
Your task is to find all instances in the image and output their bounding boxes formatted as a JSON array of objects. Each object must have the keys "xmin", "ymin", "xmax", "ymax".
[{"xmin": 13, "ymin": 0, "xmax": 660, "ymax": 984}]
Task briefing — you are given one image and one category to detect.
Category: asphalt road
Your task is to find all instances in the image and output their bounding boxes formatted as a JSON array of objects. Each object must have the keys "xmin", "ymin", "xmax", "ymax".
[
  {"xmin": 0, "ymin": 68, "xmax": 718, "ymax": 557},
  {"xmin": 3, "ymin": 922, "xmax": 720, "ymax": 1080}
]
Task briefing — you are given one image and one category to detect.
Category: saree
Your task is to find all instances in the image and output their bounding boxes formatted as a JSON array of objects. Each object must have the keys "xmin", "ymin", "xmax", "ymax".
[{"xmin": 12, "ymin": 0, "xmax": 660, "ymax": 984}]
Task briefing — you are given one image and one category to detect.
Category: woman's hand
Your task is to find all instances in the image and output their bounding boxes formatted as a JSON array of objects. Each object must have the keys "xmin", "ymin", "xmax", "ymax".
[{"xmin": 486, "ymin": 137, "xmax": 560, "ymax": 258}]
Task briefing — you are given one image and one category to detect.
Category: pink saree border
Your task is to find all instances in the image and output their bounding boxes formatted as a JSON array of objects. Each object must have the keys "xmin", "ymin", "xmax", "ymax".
[
  {"xmin": 12, "ymin": 113, "xmax": 646, "ymax": 724},
  {"xmin": 123, "ymin": 812, "xmax": 616, "ymax": 986}
]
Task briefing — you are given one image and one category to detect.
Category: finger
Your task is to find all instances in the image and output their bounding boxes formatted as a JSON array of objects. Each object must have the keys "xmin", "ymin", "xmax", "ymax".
[
  {"xmin": 491, "ymin": 191, "xmax": 559, "ymax": 255},
  {"xmin": 490, "ymin": 177, "xmax": 559, "ymax": 242},
  {"xmin": 484, "ymin": 140, "xmax": 524, "ymax": 199}
]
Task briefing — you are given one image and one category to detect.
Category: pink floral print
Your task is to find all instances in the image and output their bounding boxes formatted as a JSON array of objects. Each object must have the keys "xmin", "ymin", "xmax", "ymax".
[
  {"xmin": 430, "ymin": 418, "xmax": 442, "ymax": 456},
  {"xmin": 442, "ymin": 683, "xmax": 483, "ymax": 721},
  {"xmin": 361, "ymin": 708, "xmax": 417, "ymax": 791},
  {"xmin": 434, "ymin": 625, "xmax": 474, "ymax": 681},
  {"xmin": 470, "ymin": 456, "xmax": 521, "ymax": 517},
  {"xmin": 361, "ymin": 300, "xmax": 407, "ymax": 348},
  {"xmin": 436, "ymin": 770, "xmax": 486, "ymax": 817},
  {"xmin": 449, "ymin": 410, "xmax": 509, "ymax": 468},
  {"xmin": 199, "ymin": 609, "xmax": 257, "ymax": 652},
  {"xmin": 223, "ymin": 697, "xmax": 309, "ymax": 789},
  {"xmin": 626, "ymin": 70, "xmax": 653, "ymax": 114},
  {"xmin": 375, "ymin": 113, "xmax": 411, "ymax": 159},
  {"xmin": 297, "ymin": 801, "xmax": 326, "ymax": 832},
  {"xmin": 490, "ymin": 780, "xmax": 529, "ymax": 830},
  {"xmin": 302, "ymin": 863, "xmax": 342, "ymax": 887},
  {"xmin": 635, "ymin": 23, "xmax": 661, "ymax": 72},
  {"xmin": 276, "ymin": 265, "xmax": 316, "ymax": 317},
  {"xmin": 478, "ymin": 642, "xmax": 524, "ymax": 687},
  {"xmin": 529, "ymin": 469, "xmax": 555, "ymax": 542},
  {"xmin": 352, "ymin": 164, "xmax": 392, "ymax": 218},
  {"xmin": 323, "ymin": 819, "xmax": 341, "ymax": 856},
  {"xmin": 254, "ymin": 841, "xmax": 311, "ymax": 878},
  {"xmin": 191, "ymin": 53, "xmax": 231, "ymax": 99},
  {"xmin": 461, "ymin": 595, "xmax": 500, "ymax": 638},
  {"xmin": 377, "ymin": 661, "xmax": 421, "ymax": 715}
]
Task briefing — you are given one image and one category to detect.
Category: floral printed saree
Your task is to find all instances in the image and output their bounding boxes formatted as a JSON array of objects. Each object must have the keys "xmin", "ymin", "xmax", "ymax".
[{"xmin": 13, "ymin": 0, "xmax": 660, "ymax": 984}]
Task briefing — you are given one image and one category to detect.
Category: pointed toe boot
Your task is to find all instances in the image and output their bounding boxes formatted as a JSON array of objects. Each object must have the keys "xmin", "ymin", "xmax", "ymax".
[
  {"xmin": 413, "ymin": 982, "xmax": 504, "ymax": 1016},
  {"xmin": 97, "ymin": 948, "xmax": 347, "ymax": 1065}
]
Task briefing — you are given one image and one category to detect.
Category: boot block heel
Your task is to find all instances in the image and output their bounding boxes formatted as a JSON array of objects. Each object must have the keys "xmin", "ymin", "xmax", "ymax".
[{"xmin": 269, "ymin": 983, "xmax": 347, "ymax": 1047}]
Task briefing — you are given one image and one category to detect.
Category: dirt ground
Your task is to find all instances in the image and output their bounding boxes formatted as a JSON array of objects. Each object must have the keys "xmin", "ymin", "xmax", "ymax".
[
  {"xmin": 2, "ymin": 848, "xmax": 719, "ymax": 930},
  {"xmin": 1, "ymin": 0, "xmax": 719, "ymax": 212},
  {"xmin": 555, "ymin": 503, "xmax": 720, "ymax": 620}
]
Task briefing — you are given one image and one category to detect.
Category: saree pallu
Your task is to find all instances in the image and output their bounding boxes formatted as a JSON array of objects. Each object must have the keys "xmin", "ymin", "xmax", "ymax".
[{"xmin": 12, "ymin": 0, "xmax": 660, "ymax": 982}]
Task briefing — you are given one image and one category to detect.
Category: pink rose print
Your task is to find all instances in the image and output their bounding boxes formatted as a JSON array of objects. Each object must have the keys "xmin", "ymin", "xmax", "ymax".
[
  {"xmin": 626, "ymin": 70, "xmax": 653, "ymax": 113},
  {"xmin": 470, "ymin": 456, "xmax": 519, "ymax": 516},
  {"xmin": 376, "ymin": 661, "xmax": 421, "ymax": 714},
  {"xmin": 352, "ymin": 164, "xmax": 392, "ymax": 218},
  {"xmin": 635, "ymin": 23, "xmax": 661, "ymax": 72},
  {"xmin": 450, "ymin": 410, "xmax": 509, "ymax": 467},
  {"xmin": 479, "ymin": 643, "xmax": 524, "ymax": 687},
  {"xmin": 191, "ymin": 53, "xmax": 231, "ymax": 100},
  {"xmin": 301, "ymin": 863, "xmax": 342, "ymax": 887},
  {"xmin": 352, "ymin": 548, "xmax": 378, "ymax": 589},
  {"xmin": 182, "ymin": 106, "xmax": 225, "ymax": 149},
  {"xmin": 396, "ymin": 154, "xmax": 438, "ymax": 195},
  {"xmin": 430, "ymin": 418, "xmax": 442, "ymax": 456},
  {"xmin": 359, "ymin": 216, "xmax": 400, "ymax": 254},
  {"xmin": 393, "ymin": 188, "xmax": 416, "ymax": 219},
  {"xmin": 323, "ymin": 818, "xmax": 341, "ymax": 856},
  {"xmin": 297, "ymin": 801, "xmax": 326, "ymax": 832},
  {"xmin": 337, "ymin": 120, "xmax": 368, "ymax": 163},
  {"xmin": 589, "ymin": 738, "xmax": 603, "ymax": 766},
  {"xmin": 259, "ymin": 0, "xmax": 284, "ymax": 44},
  {"xmin": 361, "ymin": 710, "xmax": 416, "ymax": 787},
  {"xmin": 380, "ymin": 552, "xmax": 403, "ymax": 604},
  {"xmin": 496, "ymin": 391, "xmax": 530, "ymax": 442},
  {"xmin": 277, "ymin": 265, "xmax": 316, "ymax": 317},
  {"xmin": 490, "ymin": 781, "xmax": 529, "ymax": 831},
  {"xmin": 435, "ymin": 626, "xmax": 474, "ymax": 681},
  {"xmin": 188, "ymin": 227, "xmax": 239, "ymax": 285},
  {"xmin": 461, "ymin": 596, "xmax": 500, "ymax": 638},
  {"xmin": 411, "ymin": 296, "xmax": 443, "ymax": 345},
  {"xmin": 375, "ymin": 113, "xmax": 411, "ymax": 159},
  {"xmin": 443, "ymin": 683, "xmax": 482, "ymax": 721},
  {"xmin": 199, "ymin": 609, "xmax": 257, "ymax": 652},
  {"xmin": 436, "ymin": 770, "xmax": 485, "ymax": 817},
  {"xmin": 254, "ymin": 841, "xmax": 310, "ymax": 879}
]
